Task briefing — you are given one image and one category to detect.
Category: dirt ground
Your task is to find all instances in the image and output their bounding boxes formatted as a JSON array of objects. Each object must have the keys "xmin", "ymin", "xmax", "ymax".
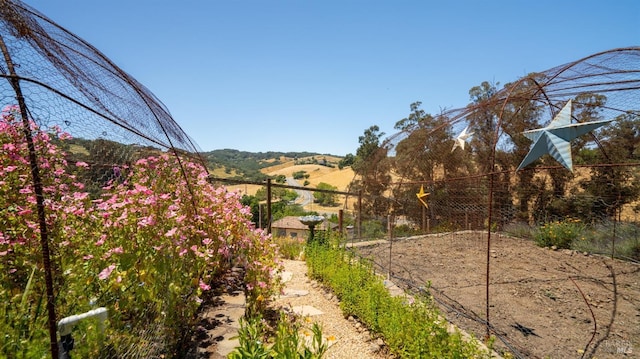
[{"xmin": 354, "ymin": 231, "xmax": 639, "ymax": 359}]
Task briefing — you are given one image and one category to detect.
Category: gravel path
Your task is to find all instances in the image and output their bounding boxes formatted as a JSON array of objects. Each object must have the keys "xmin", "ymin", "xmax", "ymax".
[{"xmin": 271, "ymin": 259, "xmax": 391, "ymax": 359}]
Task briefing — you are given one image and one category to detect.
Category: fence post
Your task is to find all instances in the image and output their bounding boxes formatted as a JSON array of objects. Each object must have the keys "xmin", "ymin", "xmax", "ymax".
[
  {"xmin": 388, "ymin": 214, "xmax": 393, "ymax": 280},
  {"xmin": 357, "ymin": 191, "xmax": 362, "ymax": 240},
  {"xmin": 0, "ymin": 36, "xmax": 59, "ymax": 359},
  {"xmin": 267, "ymin": 178, "xmax": 272, "ymax": 234}
]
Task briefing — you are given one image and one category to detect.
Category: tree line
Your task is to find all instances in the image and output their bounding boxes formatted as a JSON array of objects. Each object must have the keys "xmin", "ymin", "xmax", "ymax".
[{"xmin": 346, "ymin": 80, "xmax": 640, "ymax": 229}]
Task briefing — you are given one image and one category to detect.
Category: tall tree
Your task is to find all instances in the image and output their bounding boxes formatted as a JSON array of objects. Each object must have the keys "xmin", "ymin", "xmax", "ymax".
[
  {"xmin": 467, "ymin": 81, "xmax": 501, "ymax": 175},
  {"xmin": 498, "ymin": 77, "xmax": 545, "ymax": 221},
  {"xmin": 351, "ymin": 125, "xmax": 391, "ymax": 218},
  {"xmin": 314, "ymin": 182, "xmax": 338, "ymax": 206},
  {"xmin": 579, "ymin": 112, "xmax": 640, "ymax": 220},
  {"xmin": 391, "ymin": 102, "xmax": 459, "ymax": 225}
]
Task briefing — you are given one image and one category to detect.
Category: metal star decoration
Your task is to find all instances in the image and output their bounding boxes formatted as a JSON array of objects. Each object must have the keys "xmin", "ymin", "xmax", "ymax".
[
  {"xmin": 516, "ymin": 100, "xmax": 611, "ymax": 172},
  {"xmin": 452, "ymin": 125, "xmax": 474, "ymax": 152},
  {"xmin": 416, "ymin": 185, "xmax": 429, "ymax": 208}
]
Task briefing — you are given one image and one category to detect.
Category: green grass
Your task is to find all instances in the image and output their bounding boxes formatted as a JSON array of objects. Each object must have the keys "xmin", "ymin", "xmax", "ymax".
[
  {"xmin": 304, "ymin": 239, "xmax": 493, "ymax": 359},
  {"xmin": 274, "ymin": 235, "xmax": 306, "ymax": 260},
  {"xmin": 503, "ymin": 220, "xmax": 640, "ymax": 262}
]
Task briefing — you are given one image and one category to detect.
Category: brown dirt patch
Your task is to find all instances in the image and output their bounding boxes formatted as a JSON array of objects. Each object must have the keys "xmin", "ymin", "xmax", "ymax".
[{"xmin": 354, "ymin": 232, "xmax": 639, "ymax": 359}]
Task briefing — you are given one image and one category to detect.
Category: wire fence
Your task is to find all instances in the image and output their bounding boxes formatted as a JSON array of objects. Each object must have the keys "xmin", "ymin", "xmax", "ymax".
[
  {"xmin": 336, "ymin": 47, "xmax": 640, "ymax": 358},
  {"xmin": 0, "ymin": 2, "xmax": 268, "ymax": 358},
  {"xmin": 2, "ymin": 1, "xmax": 639, "ymax": 358}
]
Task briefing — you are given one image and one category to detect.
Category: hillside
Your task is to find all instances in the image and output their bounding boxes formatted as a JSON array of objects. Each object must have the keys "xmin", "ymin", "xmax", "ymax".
[
  {"xmin": 217, "ymin": 154, "xmax": 356, "ymax": 215},
  {"xmin": 201, "ymin": 149, "xmax": 343, "ymax": 181}
]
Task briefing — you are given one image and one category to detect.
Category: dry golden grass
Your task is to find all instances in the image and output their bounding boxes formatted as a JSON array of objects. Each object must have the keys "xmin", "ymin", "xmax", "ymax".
[
  {"xmin": 217, "ymin": 159, "xmax": 356, "ymax": 214},
  {"xmin": 263, "ymin": 163, "xmax": 356, "ymax": 214},
  {"xmin": 222, "ymin": 158, "xmax": 357, "ymax": 213}
]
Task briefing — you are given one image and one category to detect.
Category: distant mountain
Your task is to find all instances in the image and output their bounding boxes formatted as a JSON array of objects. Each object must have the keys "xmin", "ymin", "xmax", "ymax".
[{"xmin": 200, "ymin": 149, "xmax": 343, "ymax": 181}]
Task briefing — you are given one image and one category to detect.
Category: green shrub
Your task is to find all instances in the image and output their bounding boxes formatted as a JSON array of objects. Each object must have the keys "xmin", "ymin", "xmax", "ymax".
[
  {"xmin": 274, "ymin": 235, "xmax": 306, "ymax": 260},
  {"xmin": 228, "ymin": 312, "xmax": 329, "ymax": 359},
  {"xmin": 305, "ymin": 241, "xmax": 491, "ymax": 358},
  {"xmin": 534, "ymin": 219, "xmax": 585, "ymax": 249}
]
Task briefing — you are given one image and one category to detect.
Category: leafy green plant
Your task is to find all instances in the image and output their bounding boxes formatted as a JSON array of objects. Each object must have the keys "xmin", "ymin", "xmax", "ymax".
[
  {"xmin": 304, "ymin": 239, "xmax": 492, "ymax": 358},
  {"xmin": 274, "ymin": 236, "xmax": 306, "ymax": 260},
  {"xmin": 228, "ymin": 315, "xmax": 271, "ymax": 359},
  {"xmin": 535, "ymin": 219, "xmax": 585, "ymax": 249},
  {"xmin": 228, "ymin": 312, "xmax": 329, "ymax": 359},
  {"xmin": 571, "ymin": 221, "xmax": 640, "ymax": 260}
]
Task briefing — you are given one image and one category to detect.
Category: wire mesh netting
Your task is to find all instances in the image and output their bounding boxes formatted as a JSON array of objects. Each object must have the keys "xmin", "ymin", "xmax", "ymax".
[
  {"xmin": 346, "ymin": 47, "xmax": 640, "ymax": 358},
  {"xmin": 1, "ymin": 1, "xmax": 283, "ymax": 358},
  {"xmin": 2, "ymin": 0, "xmax": 640, "ymax": 357}
]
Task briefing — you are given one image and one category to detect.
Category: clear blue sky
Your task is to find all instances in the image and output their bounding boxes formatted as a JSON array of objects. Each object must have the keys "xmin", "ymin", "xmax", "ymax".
[{"xmin": 22, "ymin": 0, "xmax": 640, "ymax": 156}]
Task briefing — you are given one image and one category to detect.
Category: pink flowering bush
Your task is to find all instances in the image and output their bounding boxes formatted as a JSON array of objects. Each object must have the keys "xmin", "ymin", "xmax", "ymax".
[
  {"xmin": 0, "ymin": 105, "xmax": 96, "ymax": 356},
  {"xmin": 0, "ymin": 105, "xmax": 282, "ymax": 357}
]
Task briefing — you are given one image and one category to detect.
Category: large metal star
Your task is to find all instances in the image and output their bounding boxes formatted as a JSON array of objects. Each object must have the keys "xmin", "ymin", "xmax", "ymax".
[
  {"xmin": 452, "ymin": 125, "xmax": 474, "ymax": 152},
  {"xmin": 516, "ymin": 100, "xmax": 611, "ymax": 172}
]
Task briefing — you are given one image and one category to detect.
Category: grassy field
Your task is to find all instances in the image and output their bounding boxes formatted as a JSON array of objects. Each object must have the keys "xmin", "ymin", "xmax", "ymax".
[{"xmin": 223, "ymin": 156, "xmax": 356, "ymax": 214}]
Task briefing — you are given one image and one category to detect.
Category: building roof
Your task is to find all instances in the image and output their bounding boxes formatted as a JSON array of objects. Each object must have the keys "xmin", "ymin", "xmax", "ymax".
[{"xmin": 272, "ymin": 216, "xmax": 336, "ymax": 231}]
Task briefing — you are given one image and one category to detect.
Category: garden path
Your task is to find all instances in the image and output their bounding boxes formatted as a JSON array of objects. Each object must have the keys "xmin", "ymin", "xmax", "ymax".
[
  {"xmin": 270, "ymin": 259, "xmax": 391, "ymax": 359},
  {"xmin": 184, "ymin": 260, "xmax": 390, "ymax": 358}
]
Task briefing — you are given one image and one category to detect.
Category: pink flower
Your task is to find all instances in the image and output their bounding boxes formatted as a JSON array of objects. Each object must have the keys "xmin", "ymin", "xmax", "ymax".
[
  {"xmin": 164, "ymin": 227, "xmax": 177, "ymax": 237},
  {"xmin": 17, "ymin": 208, "xmax": 33, "ymax": 216},
  {"xmin": 75, "ymin": 161, "xmax": 89, "ymax": 168},
  {"xmin": 73, "ymin": 192, "xmax": 89, "ymax": 200},
  {"xmin": 95, "ymin": 234, "xmax": 106, "ymax": 246},
  {"xmin": 98, "ymin": 264, "xmax": 116, "ymax": 280},
  {"xmin": 198, "ymin": 279, "xmax": 211, "ymax": 291}
]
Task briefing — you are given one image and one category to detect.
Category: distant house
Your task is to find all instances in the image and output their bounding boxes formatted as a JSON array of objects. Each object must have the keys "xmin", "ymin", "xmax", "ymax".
[{"xmin": 271, "ymin": 216, "xmax": 337, "ymax": 239}]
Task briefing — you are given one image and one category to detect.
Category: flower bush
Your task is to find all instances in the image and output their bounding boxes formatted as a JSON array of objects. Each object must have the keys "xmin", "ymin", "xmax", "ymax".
[
  {"xmin": 534, "ymin": 218, "xmax": 585, "ymax": 249},
  {"xmin": 0, "ymin": 105, "xmax": 282, "ymax": 357}
]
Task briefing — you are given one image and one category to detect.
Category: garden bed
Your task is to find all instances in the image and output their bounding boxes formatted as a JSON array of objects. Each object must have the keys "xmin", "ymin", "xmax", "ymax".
[{"xmin": 354, "ymin": 232, "xmax": 639, "ymax": 358}]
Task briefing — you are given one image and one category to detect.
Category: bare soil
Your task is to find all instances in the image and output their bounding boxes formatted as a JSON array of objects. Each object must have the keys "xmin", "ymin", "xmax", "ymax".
[{"xmin": 354, "ymin": 232, "xmax": 640, "ymax": 359}]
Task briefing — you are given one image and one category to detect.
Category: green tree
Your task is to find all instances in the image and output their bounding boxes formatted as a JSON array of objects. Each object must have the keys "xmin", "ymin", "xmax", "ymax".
[
  {"xmin": 531, "ymin": 93, "xmax": 610, "ymax": 222},
  {"xmin": 467, "ymin": 81, "xmax": 518, "ymax": 227},
  {"xmin": 393, "ymin": 102, "xmax": 453, "ymax": 182},
  {"xmin": 255, "ymin": 187, "xmax": 298, "ymax": 203},
  {"xmin": 468, "ymin": 81, "xmax": 501, "ymax": 175},
  {"xmin": 578, "ymin": 112, "xmax": 640, "ymax": 220},
  {"xmin": 350, "ymin": 125, "xmax": 391, "ymax": 218},
  {"xmin": 391, "ymin": 102, "xmax": 457, "ymax": 226},
  {"xmin": 293, "ymin": 170, "xmax": 307, "ymax": 180},
  {"xmin": 314, "ymin": 182, "xmax": 338, "ymax": 206},
  {"xmin": 338, "ymin": 153, "xmax": 355, "ymax": 169}
]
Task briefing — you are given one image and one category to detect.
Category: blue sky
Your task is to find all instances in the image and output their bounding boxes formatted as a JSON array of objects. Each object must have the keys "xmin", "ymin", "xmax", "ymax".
[{"xmin": 22, "ymin": 0, "xmax": 639, "ymax": 156}]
